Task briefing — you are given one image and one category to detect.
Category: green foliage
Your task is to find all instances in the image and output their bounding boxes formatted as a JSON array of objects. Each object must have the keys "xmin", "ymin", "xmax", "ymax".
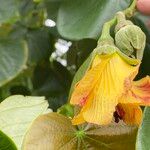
[
  {"xmin": 0, "ymin": 0, "xmax": 19, "ymax": 24},
  {"xmin": 0, "ymin": 130, "xmax": 17, "ymax": 150},
  {"xmin": 23, "ymin": 113, "xmax": 137, "ymax": 150},
  {"xmin": 0, "ymin": 95, "xmax": 49, "ymax": 149},
  {"xmin": 136, "ymin": 107, "xmax": 150, "ymax": 150},
  {"xmin": 26, "ymin": 28, "xmax": 53, "ymax": 64},
  {"xmin": 57, "ymin": 0, "xmax": 130, "ymax": 40},
  {"xmin": 0, "ymin": 0, "xmax": 149, "ymax": 149},
  {"xmin": 0, "ymin": 40, "xmax": 27, "ymax": 87}
]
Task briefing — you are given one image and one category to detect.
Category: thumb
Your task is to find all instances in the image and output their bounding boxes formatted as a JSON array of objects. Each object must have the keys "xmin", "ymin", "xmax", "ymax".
[{"xmin": 137, "ymin": 0, "xmax": 150, "ymax": 15}]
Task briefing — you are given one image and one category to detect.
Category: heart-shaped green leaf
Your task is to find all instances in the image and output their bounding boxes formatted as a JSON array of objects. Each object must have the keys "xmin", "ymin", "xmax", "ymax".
[
  {"xmin": 0, "ymin": 39, "xmax": 28, "ymax": 87},
  {"xmin": 23, "ymin": 112, "xmax": 137, "ymax": 150},
  {"xmin": 57, "ymin": 0, "xmax": 130, "ymax": 40},
  {"xmin": 0, "ymin": 95, "xmax": 50, "ymax": 150}
]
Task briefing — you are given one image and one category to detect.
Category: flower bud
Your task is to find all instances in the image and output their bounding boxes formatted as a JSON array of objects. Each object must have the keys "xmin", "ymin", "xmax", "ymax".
[{"xmin": 115, "ymin": 12, "xmax": 146, "ymax": 60}]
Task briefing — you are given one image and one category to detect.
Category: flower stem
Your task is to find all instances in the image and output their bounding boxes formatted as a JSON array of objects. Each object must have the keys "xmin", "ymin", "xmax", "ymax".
[
  {"xmin": 124, "ymin": 0, "xmax": 137, "ymax": 17},
  {"xmin": 98, "ymin": 17, "xmax": 116, "ymax": 44}
]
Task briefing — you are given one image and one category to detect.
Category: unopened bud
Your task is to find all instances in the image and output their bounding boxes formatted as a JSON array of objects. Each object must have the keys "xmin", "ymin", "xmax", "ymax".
[{"xmin": 115, "ymin": 12, "xmax": 146, "ymax": 60}]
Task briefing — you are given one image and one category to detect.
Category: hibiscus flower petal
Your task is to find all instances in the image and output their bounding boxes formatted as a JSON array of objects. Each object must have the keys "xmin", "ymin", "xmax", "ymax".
[
  {"xmin": 70, "ymin": 55, "xmax": 110, "ymax": 106},
  {"xmin": 80, "ymin": 53, "xmax": 138, "ymax": 125},
  {"xmin": 72, "ymin": 89, "xmax": 94, "ymax": 125},
  {"xmin": 72, "ymin": 113, "xmax": 85, "ymax": 125},
  {"xmin": 120, "ymin": 76, "xmax": 150, "ymax": 105},
  {"xmin": 116, "ymin": 103, "xmax": 142, "ymax": 125}
]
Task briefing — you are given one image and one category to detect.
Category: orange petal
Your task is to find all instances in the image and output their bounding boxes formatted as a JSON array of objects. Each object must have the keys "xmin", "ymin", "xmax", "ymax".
[
  {"xmin": 72, "ymin": 113, "xmax": 85, "ymax": 125},
  {"xmin": 120, "ymin": 76, "xmax": 150, "ymax": 105},
  {"xmin": 116, "ymin": 103, "xmax": 142, "ymax": 125},
  {"xmin": 70, "ymin": 55, "xmax": 110, "ymax": 106},
  {"xmin": 79, "ymin": 53, "xmax": 138, "ymax": 125},
  {"xmin": 72, "ymin": 88, "xmax": 94, "ymax": 125}
]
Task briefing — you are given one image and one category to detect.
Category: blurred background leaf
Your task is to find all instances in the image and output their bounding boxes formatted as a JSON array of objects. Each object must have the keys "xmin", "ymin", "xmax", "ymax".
[
  {"xmin": 57, "ymin": 0, "xmax": 130, "ymax": 40},
  {"xmin": 26, "ymin": 28, "xmax": 53, "ymax": 65},
  {"xmin": 0, "ymin": 40, "xmax": 27, "ymax": 87},
  {"xmin": 0, "ymin": 0, "xmax": 19, "ymax": 24},
  {"xmin": 0, "ymin": 130, "xmax": 17, "ymax": 150},
  {"xmin": 136, "ymin": 107, "xmax": 150, "ymax": 150}
]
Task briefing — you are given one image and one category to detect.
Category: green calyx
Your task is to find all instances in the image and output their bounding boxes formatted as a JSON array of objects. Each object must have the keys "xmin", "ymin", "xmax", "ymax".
[
  {"xmin": 94, "ymin": 43, "xmax": 117, "ymax": 55},
  {"xmin": 94, "ymin": 44, "xmax": 140, "ymax": 66},
  {"xmin": 115, "ymin": 12, "xmax": 146, "ymax": 60},
  {"xmin": 75, "ymin": 129, "xmax": 86, "ymax": 139},
  {"xmin": 117, "ymin": 50, "xmax": 140, "ymax": 66}
]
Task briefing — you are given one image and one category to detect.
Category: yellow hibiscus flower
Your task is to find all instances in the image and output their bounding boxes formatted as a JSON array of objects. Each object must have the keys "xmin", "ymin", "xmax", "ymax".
[{"xmin": 70, "ymin": 51, "xmax": 150, "ymax": 125}]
